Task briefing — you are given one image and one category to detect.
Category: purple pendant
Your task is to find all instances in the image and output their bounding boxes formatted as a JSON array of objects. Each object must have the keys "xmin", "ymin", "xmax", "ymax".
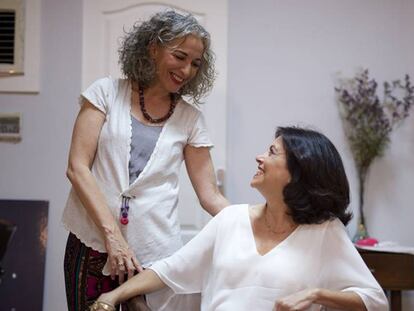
[{"xmin": 120, "ymin": 196, "xmax": 130, "ymax": 225}]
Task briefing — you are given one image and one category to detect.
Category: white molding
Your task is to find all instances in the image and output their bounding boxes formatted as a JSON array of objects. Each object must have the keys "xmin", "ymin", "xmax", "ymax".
[{"xmin": 0, "ymin": 0, "xmax": 41, "ymax": 93}]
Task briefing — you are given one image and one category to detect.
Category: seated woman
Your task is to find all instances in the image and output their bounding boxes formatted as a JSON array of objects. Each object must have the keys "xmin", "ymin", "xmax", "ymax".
[{"xmin": 91, "ymin": 126, "xmax": 388, "ymax": 311}]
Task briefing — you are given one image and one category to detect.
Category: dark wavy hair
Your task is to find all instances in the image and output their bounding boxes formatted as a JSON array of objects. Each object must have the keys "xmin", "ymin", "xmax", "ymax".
[
  {"xmin": 276, "ymin": 126, "xmax": 352, "ymax": 225},
  {"xmin": 118, "ymin": 10, "xmax": 216, "ymax": 105}
]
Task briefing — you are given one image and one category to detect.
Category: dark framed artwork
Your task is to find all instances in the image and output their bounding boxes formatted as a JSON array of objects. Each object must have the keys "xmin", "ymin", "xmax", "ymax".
[{"xmin": 0, "ymin": 200, "xmax": 49, "ymax": 310}]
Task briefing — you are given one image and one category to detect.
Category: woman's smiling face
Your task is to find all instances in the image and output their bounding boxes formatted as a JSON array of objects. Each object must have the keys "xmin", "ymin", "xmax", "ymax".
[
  {"xmin": 251, "ymin": 136, "xmax": 291, "ymax": 195},
  {"xmin": 151, "ymin": 34, "xmax": 204, "ymax": 93}
]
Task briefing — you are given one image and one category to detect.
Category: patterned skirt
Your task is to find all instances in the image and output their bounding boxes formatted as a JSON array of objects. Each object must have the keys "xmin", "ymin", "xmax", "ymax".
[{"xmin": 64, "ymin": 232, "xmax": 125, "ymax": 311}]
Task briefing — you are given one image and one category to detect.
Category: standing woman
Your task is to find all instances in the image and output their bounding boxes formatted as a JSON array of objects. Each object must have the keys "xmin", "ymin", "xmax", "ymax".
[{"xmin": 62, "ymin": 10, "xmax": 228, "ymax": 311}]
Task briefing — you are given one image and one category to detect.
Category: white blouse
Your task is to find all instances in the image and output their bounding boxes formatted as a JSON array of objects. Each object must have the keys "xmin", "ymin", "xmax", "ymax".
[
  {"xmin": 150, "ymin": 204, "xmax": 388, "ymax": 311},
  {"xmin": 62, "ymin": 77, "xmax": 213, "ymax": 276}
]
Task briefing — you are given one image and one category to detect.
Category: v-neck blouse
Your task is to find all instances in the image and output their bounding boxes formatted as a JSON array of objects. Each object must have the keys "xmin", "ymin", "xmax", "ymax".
[
  {"xmin": 62, "ymin": 77, "xmax": 213, "ymax": 274},
  {"xmin": 150, "ymin": 204, "xmax": 388, "ymax": 311},
  {"xmin": 246, "ymin": 208, "xmax": 301, "ymax": 257}
]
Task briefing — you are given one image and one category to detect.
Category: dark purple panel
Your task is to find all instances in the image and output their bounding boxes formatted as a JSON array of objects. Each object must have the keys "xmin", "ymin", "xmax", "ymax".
[{"xmin": 0, "ymin": 200, "xmax": 49, "ymax": 310}]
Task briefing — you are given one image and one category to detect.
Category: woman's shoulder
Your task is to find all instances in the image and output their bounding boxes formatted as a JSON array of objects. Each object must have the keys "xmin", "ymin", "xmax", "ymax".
[
  {"xmin": 302, "ymin": 218, "xmax": 345, "ymax": 229},
  {"xmin": 222, "ymin": 204, "xmax": 248, "ymax": 213},
  {"xmin": 325, "ymin": 218, "xmax": 346, "ymax": 231},
  {"xmin": 305, "ymin": 218, "xmax": 349, "ymax": 244},
  {"xmin": 297, "ymin": 218, "xmax": 347, "ymax": 240},
  {"xmin": 214, "ymin": 204, "xmax": 248, "ymax": 222},
  {"xmin": 87, "ymin": 76, "xmax": 128, "ymax": 92},
  {"xmin": 176, "ymin": 98, "xmax": 202, "ymax": 115},
  {"xmin": 247, "ymin": 203, "xmax": 264, "ymax": 218},
  {"xmin": 87, "ymin": 76, "xmax": 113, "ymax": 88}
]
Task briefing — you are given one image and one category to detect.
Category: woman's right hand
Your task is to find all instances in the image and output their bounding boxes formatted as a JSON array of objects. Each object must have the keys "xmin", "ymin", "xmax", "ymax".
[{"xmin": 104, "ymin": 230, "xmax": 143, "ymax": 284}]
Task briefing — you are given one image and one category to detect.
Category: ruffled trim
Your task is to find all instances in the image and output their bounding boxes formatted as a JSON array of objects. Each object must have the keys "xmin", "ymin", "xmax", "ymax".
[
  {"xmin": 61, "ymin": 220, "xmax": 106, "ymax": 253},
  {"xmin": 62, "ymin": 219, "xmax": 112, "ymax": 275},
  {"xmin": 126, "ymin": 80, "xmax": 133, "ymax": 187},
  {"xmin": 188, "ymin": 143, "xmax": 214, "ymax": 148}
]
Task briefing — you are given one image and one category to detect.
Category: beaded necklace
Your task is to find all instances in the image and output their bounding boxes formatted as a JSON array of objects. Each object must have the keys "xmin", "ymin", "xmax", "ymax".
[{"xmin": 138, "ymin": 87, "xmax": 176, "ymax": 124}]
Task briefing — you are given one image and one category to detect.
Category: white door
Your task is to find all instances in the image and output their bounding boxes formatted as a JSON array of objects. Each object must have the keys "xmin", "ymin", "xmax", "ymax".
[{"xmin": 82, "ymin": 0, "xmax": 227, "ymax": 242}]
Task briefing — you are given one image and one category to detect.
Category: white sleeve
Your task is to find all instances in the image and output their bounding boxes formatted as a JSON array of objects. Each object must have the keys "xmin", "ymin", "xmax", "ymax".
[
  {"xmin": 187, "ymin": 111, "xmax": 213, "ymax": 148},
  {"xmin": 319, "ymin": 220, "xmax": 388, "ymax": 311},
  {"xmin": 79, "ymin": 77, "xmax": 114, "ymax": 114},
  {"xmin": 149, "ymin": 208, "xmax": 227, "ymax": 294}
]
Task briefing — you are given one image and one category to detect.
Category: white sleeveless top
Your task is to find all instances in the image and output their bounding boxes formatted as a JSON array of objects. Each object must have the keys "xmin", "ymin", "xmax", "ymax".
[{"xmin": 62, "ymin": 77, "xmax": 213, "ymax": 275}]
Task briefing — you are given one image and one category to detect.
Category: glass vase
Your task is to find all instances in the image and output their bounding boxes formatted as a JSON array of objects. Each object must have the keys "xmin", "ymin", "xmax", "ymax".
[{"xmin": 352, "ymin": 222, "xmax": 369, "ymax": 243}]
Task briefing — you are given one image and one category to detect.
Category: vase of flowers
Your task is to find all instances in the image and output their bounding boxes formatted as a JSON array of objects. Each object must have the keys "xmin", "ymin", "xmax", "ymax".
[{"xmin": 335, "ymin": 69, "xmax": 413, "ymax": 242}]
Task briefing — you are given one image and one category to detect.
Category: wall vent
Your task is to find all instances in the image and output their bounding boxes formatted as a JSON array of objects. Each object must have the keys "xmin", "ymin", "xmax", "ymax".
[
  {"xmin": 0, "ymin": 10, "xmax": 15, "ymax": 64},
  {"xmin": 0, "ymin": 0, "xmax": 24, "ymax": 76}
]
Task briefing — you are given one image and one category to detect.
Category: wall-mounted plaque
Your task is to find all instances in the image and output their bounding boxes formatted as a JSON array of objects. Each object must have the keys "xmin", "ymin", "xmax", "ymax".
[{"xmin": 0, "ymin": 113, "xmax": 21, "ymax": 142}]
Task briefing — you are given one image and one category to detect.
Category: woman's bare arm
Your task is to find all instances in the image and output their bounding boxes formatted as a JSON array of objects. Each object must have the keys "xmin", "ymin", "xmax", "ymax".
[
  {"xmin": 94, "ymin": 269, "xmax": 166, "ymax": 309},
  {"xmin": 184, "ymin": 145, "xmax": 229, "ymax": 216},
  {"xmin": 67, "ymin": 100, "xmax": 141, "ymax": 282}
]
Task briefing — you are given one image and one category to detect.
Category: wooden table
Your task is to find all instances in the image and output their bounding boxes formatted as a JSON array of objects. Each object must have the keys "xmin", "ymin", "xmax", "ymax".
[{"xmin": 358, "ymin": 249, "xmax": 414, "ymax": 311}]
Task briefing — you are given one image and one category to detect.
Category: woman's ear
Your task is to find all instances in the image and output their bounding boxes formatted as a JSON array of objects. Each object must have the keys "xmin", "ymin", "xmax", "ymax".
[{"xmin": 149, "ymin": 42, "xmax": 158, "ymax": 59}]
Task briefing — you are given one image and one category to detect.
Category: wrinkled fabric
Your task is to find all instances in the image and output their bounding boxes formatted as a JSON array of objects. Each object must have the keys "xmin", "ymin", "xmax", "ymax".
[{"xmin": 151, "ymin": 205, "xmax": 388, "ymax": 311}]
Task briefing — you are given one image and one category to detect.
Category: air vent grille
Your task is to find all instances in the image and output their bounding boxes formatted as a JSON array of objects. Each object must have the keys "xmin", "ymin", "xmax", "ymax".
[{"xmin": 0, "ymin": 11, "xmax": 15, "ymax": 64}]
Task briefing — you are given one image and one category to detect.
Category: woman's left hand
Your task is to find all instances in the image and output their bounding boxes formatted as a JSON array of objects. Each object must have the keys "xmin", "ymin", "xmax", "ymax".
[
  {"xmin": 90, "ymin": 293, "xmax": 117, "ymax": 311},
  {"xmin": 273, "ymin": 288, "xmax": 318, "ymax": 311}
]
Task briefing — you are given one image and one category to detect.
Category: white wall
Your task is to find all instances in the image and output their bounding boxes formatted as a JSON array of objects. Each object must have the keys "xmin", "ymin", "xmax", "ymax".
[
  {"xmin": 0, "ymin": 0, "xmax": 82, "ymax": 309},
  {"xmin": 226, "ymin": 0, "xmax": 414, "ymax": 309},
  {"xmin": 0, "ymin": 0, "xmax": 413, "ymax": 309}
]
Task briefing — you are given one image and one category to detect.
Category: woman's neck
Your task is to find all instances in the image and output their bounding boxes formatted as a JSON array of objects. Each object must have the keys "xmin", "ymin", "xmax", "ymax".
[
  {"xmin": 144, "ymin": 82, "xmax": 171, "ymax": 104},
  {"xmin": 132, "ymin": 80, "xmax": 171, "ymax": 103},
  {"xmin": 264, "ymin": 196, "xmax": 295, "ymax": 229}
]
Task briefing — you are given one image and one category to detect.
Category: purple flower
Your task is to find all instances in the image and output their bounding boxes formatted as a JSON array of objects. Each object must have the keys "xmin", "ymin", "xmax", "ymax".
[{"xmin": 335, "ymin": 70, "xmax": 413, "ymax": 175}]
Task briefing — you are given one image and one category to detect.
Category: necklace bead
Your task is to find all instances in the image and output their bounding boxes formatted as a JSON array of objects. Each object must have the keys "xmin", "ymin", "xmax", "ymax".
[{"xmin": 138, "ymin": 86, "xmax": 177, "ymax": 124}]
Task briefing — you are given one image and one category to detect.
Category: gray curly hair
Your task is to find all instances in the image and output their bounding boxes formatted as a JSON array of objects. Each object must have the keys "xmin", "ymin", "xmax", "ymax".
[{"xmin": 119, "ymin": 10, "xmax": 216, "ymax": 104}]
